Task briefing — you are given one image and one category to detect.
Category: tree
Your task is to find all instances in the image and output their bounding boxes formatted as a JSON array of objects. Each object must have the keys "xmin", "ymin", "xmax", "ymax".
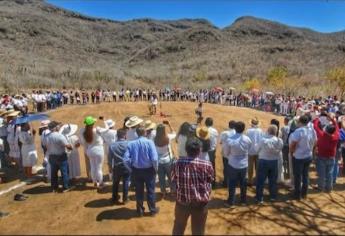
[
  {"xmin": 267, "ymin": 66, "xmax": 288, "ymax": 91},
  {"xmin": 327, "ymin": 67, "xmax": 345, "ymax": 98},
  {"xmin": 243, "ymin": 78, "xmax": 261, "ymax": 91}
]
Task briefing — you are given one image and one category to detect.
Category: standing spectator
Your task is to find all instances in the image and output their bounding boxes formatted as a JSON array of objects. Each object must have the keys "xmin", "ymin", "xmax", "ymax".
[
  {"xmin": 108, "ymin": 129, "xmax": 131, "ymax": 205},
  {"xmin": 220, "ymin": 120, "xmax": 236, "ymax": 187},
  {"xmin": 19, "ymin": 123, "xmax": 38, "ymax": 178},
  {"xmin": 246, "ymin": 117, "xmax": 263, "ymax": 186},
  {"xmin": 224, "ymin": 121, "xmax": 252, "ymax": 207},
  {"xmin": 154, "ymin": 122, "xmax": 176, "ymax": 198},
  {"xmin": 205, "ymin": 117, "xmax": 218, "ymax": 187},
  {"xmin": 125, "ymin": 116, "xmax": 143, "ymax": 141},
  {"xmin": 124, "ymin": 126, "xmax": 159, "ymax": 217},
  {"xmin": 281, "ymin": 116, "xmax": 291, "ymax": 178},
  {"xmin": 196, "ymin": 127, "xmax": 211, "ymax": 161},
  {"xmin": 176, "ymin": 122, "xmax": 191, "ymax": 158},
  {"xmin": 42, "ymin": 121, "xmax": 72, "ymax": 192},
  {"xmin": 313, "ymin": 113, "xmax": 339, "ymax": 192},
  {"xmin": 289, "ymin": 115, "xmax": 317, "ymax": 200},
  {"xmin": 256, "ymin": 125, "xmax": 283, "ymax": 203},
  {"xmin": 172, "ymin": 138, "xmax": 214, "ymax": 235}
]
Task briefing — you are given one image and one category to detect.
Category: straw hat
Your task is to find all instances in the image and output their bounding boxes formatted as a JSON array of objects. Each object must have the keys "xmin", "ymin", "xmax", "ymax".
[
  {"xmin": 0, "ymin": 109, "xmax": 7, "ymax": 117},
  {"xmin": 125, "ymin": 116, "xmax": 143, "ymax": 128},
  {"xmin": 196, "ymin": 126, "xmax": 210, "ymax": 140},
  {"xmin": 249, "ymin": 117, "xmax": 260, "ymax": 127},
  {"xmin": 105, "ymin": 119, "xmax": 115, "ymax": 128},
  {"xmin": 39, "ymin": 120, "xmax": 51, "ymax": 129},
  {"xmin": 59, "ymin": 124, "xmax": 78, "ymax": 137},
  {"xmin": 3, "ymin": 110, "xmax": 20, "ymax": 117},
  {"xmin": 144, "ymin": 120, "xmax": 157, "ymax": 130}
]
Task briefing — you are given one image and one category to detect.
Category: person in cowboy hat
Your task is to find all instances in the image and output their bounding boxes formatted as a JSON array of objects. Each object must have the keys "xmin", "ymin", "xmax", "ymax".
[
  {"xmin": 144, "ymin": 120, "xmax": 157, "ymax": 141},
  {"xmin": 196, "ymin": 126, "xmax": 211, "ymax": 161},
  {"xmin": 60, "ymin": 123, "xmax": 81, "ymax": 184},
  {"xmin": 125, "ymin": 116, "xmax": 144, "ymax": 141}
]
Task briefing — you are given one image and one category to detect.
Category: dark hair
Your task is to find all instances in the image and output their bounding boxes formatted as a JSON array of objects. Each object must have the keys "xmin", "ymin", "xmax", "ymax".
[
  {"xmin": 136, "ymin": 126, "xmax": 146, "ymax": 137},
  {"xmin": 123, "ymin": 116, "xmax": 132, "ymax": 129},
  {"xmin": 205, "ymin": 117, "xmax": 213, "ymax": 127},
  {"xmin": 326, "ymin": 124, "xmax": 336, "ymax": 135},
  {"xmin": 154, "ymin": 124, "xmax": 169, "ymax": 147},
  {"xmin": 299, "ymin": 115, "xmax": 309, "ymax": 126},
  {"xmin": 235, "ymin": 121, "xmax": 245, "ymax": 133},
  {"xmin": 178, "ymin": 122, "xmax": 191, "ymax": 137},
  {"xmin": 83, "ymin": 125, "xmax": 93, "ymax": 144},
  {"xmin": 229, "ymin": 120, "xmax": 237, "ymax": 129},
  {"xmin": 270, "ymin": 119, "xmax": 280, "ymax": 137},
  {"xmin": 117, "ymin": 128, "xmax": 127, "ymax": 139},
  {"xmin": 185, "ymin": 137, "xmax": 202, "ymax": 158}
]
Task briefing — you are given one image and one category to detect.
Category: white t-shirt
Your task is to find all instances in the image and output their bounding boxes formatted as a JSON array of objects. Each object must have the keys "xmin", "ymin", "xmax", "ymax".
[{"xmin": 289, "ymin": 126, "xmax": 317, "ymax": 159}]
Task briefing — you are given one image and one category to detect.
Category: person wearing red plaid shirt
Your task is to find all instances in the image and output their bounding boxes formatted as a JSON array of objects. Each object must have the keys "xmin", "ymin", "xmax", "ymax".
[{"xmin": 171, "ymin": 137, "xmax": 214, "ymax": 235}]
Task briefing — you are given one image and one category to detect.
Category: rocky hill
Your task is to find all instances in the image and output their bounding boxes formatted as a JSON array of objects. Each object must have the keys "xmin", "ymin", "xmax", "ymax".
[{"xmin": 0, "ymin": 0, "xmax": 344, "ymax": 90}]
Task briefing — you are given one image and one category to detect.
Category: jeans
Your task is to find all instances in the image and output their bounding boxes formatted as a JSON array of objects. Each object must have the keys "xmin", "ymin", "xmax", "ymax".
[
  {"xmin": 256, "ymin": 159, "xmax": 278, "ymax": 201},
  {"xmin": 282, "ymin": 145, "xmax": 290, "ymax": 177},
  {"xmin": 293, "ymin": 157, "xmax": 312, "ymax": 199},
  {"xmin": 112, "ymin": 169, "xmax": 130, "ymax": 202},
  {"xmin": 227, "ymin": 165, "xmax": 247, "ymax": 205},
  {"xmin": 0, "ymin": 151, "xmax": 4, "ymax": 169},
  {"xmin": 49, "ymin": 158, "xmax": 69, "ymax": 190},
  {"xmin": 222, "ymin": 157, "xmax": 229, "ymax": 186},
  {"xmin": 248, "ymin": 155, "xmax": 258, "ymax": 184},
  {"xmin": 333, "ymin": 159, "xmax": 339, "ymax": 184},
  {"xmin": 208, "ymin": 150, "xmax": 216, "ymax": 185},
  {"xmin": 158, "ymin": 162, "xmax": 173, "ymax": 193},
  {"xmin": 317, "ymin": 158, "xmax": 335, "ymax": 191},
  {"xmin": 133, "ymin": 167, "xmax": 158, "ymax": 214},
  {"xmin": 172, "ymin": 202, "xmax": 208, "ymax": 235}
]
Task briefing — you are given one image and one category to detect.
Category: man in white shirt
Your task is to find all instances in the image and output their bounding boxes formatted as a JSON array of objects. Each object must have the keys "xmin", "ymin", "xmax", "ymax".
[
  {"xmin": 289, "ymin": 115, "xmax": 317, "ymax": 200},
  {"xmin": 220, "ymin": 120, "xmax": 236, "ymax": 187},
  {"xmin": 246, "ymin": 118, "xmax": 263, "ymax": 186},
  {"xmin": 205, "ymin": 117, "xmax": 218, "ymax": 187},
  {"xmin": 224, "ymin": 121, "xmax": 252, "ymax": 207}
]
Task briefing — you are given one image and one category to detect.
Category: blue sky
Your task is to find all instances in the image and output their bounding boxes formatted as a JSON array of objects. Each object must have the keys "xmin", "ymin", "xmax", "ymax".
[{"xmin": 47, "ymin": 0, "xmax": 345, "ymax": 33}]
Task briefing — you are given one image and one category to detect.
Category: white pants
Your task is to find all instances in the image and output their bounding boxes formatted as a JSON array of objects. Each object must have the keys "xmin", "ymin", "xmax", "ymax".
[{"xmin": 89, "ymin": 153, "xmax": 104, "ymax": 184}]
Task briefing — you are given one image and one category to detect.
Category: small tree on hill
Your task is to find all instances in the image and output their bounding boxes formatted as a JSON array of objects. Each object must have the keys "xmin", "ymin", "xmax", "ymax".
[
  {"xmin": 327, "ymin": 66, "xmax": 345, "ymax": 99},
  {"xmin": 243, "ymin": 78, "xmax": 261, "ymax": 91},
  {"xmin": 267, "ymin": 66, "xmax": 288, "ymax": 91}
]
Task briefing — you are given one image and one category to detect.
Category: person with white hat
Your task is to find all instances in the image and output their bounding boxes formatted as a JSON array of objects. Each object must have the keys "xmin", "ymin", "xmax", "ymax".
[
  {"xmin": 144, "ymin": 120, "xmax": 157, "ymax": 141},
  {"xmin": 98, "ymin": 117, "xmax": 117, "ymax": 181},
  {"xmin": 18, "ymin": 123, "xmax": 38, "ymax": 178},
  {"xmin": 39, "ymin": 120, "xmax": 51, "ymax": 182},
  {"xmin": 60, "ymin": 123, "xmax": 81, "ymax": 183},
  {"xmin": 6, "ymin": 111, "xmax": 21, "ymax": 168},
  {"xmin": 125, "ymin": 116, "xmax": 144, "ymax": 141}
]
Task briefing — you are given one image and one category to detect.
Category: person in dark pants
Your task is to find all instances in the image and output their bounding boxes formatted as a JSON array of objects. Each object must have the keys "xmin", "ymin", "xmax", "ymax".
[
  {"xmin": 289, "ymin": 115, "xmax": 317, "ymax": 200},
  {"xmin": 220, "ymin": 120, "xmax": 236, "ymax": 187},
  {"xmin": 124, "ymin": 127, "xmax": 159, "ymax": 216},
  {"xmin": 108, "ymin": 129, "xmax": 130, "ymax": 204},
  {"xmin": 42, "ymin": 121, "xmax": 72, "ymax": 192},
  {"xmin": 205, "ymin": 117, "xmax": 219, "ymax": 188},
  {"xmin": 224, "ymin": 121, "xmax": 252, "ymax": 207},
  {"xmin": 172, "ymin": 138, "xmax": 214, "ymax": 235}
]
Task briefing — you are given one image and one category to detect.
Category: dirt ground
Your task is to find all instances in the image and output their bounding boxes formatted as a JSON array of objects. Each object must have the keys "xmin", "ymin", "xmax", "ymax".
[{"xmin": 1, "ymin": 102, "xmax": 345, "ymax": 235}]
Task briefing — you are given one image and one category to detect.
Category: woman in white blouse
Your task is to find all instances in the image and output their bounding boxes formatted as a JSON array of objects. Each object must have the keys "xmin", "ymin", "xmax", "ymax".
[
  {"xmin": 19, "ymin": 123, "xmax": 38, "ymax": 178},
  {"xmin": 176, "ymin": 122, "xmax": 191, "ymax": 158},
  {"xmin": 154, "ymin": 121, "xmax": 176, "ymax": 197}
]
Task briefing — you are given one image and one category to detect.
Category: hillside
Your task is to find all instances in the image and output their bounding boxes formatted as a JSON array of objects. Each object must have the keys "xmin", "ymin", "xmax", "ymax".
[{"xmin": 0, "ymin": 0, "xmax": 345, "ymax": 90}]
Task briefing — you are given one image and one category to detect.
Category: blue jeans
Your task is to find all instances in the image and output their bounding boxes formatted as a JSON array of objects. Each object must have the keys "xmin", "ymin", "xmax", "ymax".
[
  {"xmin": 256, "ymin": 159, "xmax": 278, "ymax": 201},
  {"xmin": 317, "ymin": 158, "xmax": 335, "ymax": 191},
  {"xmin": 158, "ymin": 162, "xmax": 173, "ymax": 193},
  {"xmin": 112, "ymin": 169, "xmax": 130, "ymax": 202},
  {"xmin": 222, "ymin": 157, "xmax": 229, "ymax": 186},
  {"xmin": 133, "ymin": 167, "xmax": 158, "ymax": 214},
  {"xmin": 333, "ymin": 159, "xmax": 339, "ymax": 184},
  {"xmin": 49, "ymin": 158, "xmax": 69, "ymax": 190},
  {"xmin": 293, "ymin": 157, "xmax": 312, "ymax": 198},
  {"xmin": 0, "ymin": 150, "xmax": 4, "ymax": 169},
  {"xmin": 227, "ymin": 165, "xmax": 247, "ymax": 205}
]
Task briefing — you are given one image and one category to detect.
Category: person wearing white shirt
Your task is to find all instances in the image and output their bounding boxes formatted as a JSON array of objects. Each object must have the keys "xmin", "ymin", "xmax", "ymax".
[
  {"xmin": 205, "ymin": 117, "xmax": 218, "ymax": 187},
  {"xmin": 224, "ymin": 121, "xmax": 252, "ymax": 207},
  {"xmin": 256, "ymin": 125, "xmax": 284, "ymax": 203},
  {"xmin": 246, "ymin": 118, "xmax": 264, "ymax": 186},
  {"xmin": 176, "ymin": 122, "xmax": 191, "ymax": 158},
  {"xmin": 220, "ymin": 120, "xmax": 236, "ymax": 187},
  {"xmin": 289, "ymin": 115, "xmax": 317, "ymax": 200}
]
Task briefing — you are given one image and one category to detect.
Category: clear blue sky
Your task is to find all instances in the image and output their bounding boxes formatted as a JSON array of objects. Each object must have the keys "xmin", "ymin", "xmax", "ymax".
[{"xmin": 47, "ymin": 0, "xmax": 345, "ymax": 33}]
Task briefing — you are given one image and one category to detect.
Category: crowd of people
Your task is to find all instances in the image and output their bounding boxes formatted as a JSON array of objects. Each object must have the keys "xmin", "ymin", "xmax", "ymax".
[{"xmin": 1, "ymin": 88, "xmax": 345, "ymax": 235}]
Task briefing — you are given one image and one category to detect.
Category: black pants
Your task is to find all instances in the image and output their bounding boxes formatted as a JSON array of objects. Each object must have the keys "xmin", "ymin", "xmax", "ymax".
[
  {"xmin": 172, "ymin": 202, "xmax": 208, "ymax": 235},
  {"xmin": 208, "ymin": 150, "xmax": 216, "ymax": 186},
  {"xmin": 112, "ymin": 169, "xmax": 130, "ymax": 202}
]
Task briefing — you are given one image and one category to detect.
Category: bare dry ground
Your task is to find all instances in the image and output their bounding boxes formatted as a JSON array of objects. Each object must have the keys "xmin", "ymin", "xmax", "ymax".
[{"xmin": 1, "ymin": 102, "xmax": 345, "ymax": 235}]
